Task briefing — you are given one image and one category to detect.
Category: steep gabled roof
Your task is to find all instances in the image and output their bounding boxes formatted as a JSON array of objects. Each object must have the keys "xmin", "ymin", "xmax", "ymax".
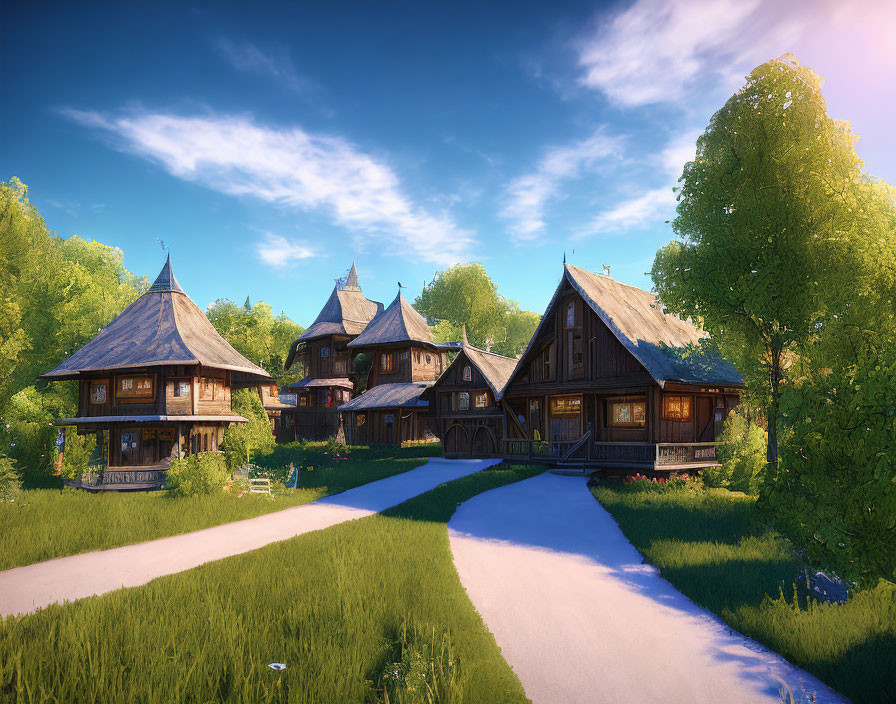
[
  {"xmin": 338, "ymin": 382, "xmax": 430, "ymax": 411},
  {"xmin": 347, "ymin": 292, "xmax": 435, "ymax": 348},
  {"xmin": 434, "ymin": 334, "xmax": 519, "ymax": 400},
  {"xmin": 505, "ymin": 264, "xmax": 742, "ymax": 390},
  {"xmin": 41, "ymin": 256, "xmax": 271, "ymax": 381}
]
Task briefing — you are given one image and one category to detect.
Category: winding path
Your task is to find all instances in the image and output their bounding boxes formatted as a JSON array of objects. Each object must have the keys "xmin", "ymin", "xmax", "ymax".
[
  {"xmin": 0, "ymin": 458, "xmax": 498, "ymax": 618},
  {"xmin": 448, "ymin": 472, "xmax": 847, "ymax": 704}
]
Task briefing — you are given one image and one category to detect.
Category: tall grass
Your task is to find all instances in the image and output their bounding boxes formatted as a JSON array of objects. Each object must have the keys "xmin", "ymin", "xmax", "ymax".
[
  {"xmin": 0, "ymin": 464, "xmax": 541, "ymax": 704},
  {"xmin": 593, "ymin": 483, "xmax": 896, "ymax": 704},
  {"xmin": 0, "ymin": 453, "xmax": 430, "ymax": 571}
]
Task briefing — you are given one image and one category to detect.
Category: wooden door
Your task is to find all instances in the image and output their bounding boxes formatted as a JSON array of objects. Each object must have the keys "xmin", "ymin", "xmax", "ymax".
[
  {"xmin": 472, "ymin": 426, "xmax": 496, "ymax": 457},
  {"xmin": 696, "ymin": 397, "xmax": 714, "ymax": 442},
  {"xmin": 444, "ymin": 425, "xmax": 469, "ymax": 456},
  {"xmin": 551, "ymin": 416, "xmax": 581, "ymax": 442},
  {"xmin": 120, "ymin": 431, "xmax": 139, "ymax": 466}
]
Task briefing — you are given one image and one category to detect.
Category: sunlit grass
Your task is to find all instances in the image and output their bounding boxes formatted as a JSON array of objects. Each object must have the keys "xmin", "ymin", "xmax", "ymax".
[
  {"xmin": 0, "ymin": 464, "xmax": 542, "ymax": 704},
  {"xmin": 0, "ymin": 453, "xmax": 430, "ymax": 571},
  {"xmin": 593, "ymin": 483, "xmax": 896, "ymax": 704}
]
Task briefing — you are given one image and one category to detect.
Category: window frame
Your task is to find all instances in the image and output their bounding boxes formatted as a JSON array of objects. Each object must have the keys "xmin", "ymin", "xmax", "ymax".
[
  {"xmin": 116, "ymin": 374, "xmax": 155, "ymax": 403},
  {"xmin": 475, "ymin": 392, "xmax": 489, "ymax": 409},
  {"xmin": 458, "ymin": 391, "xmax": 470, "ymax": 411},
  {"xmin": 662, "ymin": 395, "xmax": 693, "ymax": 422},
  {"xmin": 89, "ymin": 379, "xmax": 108, "ymax": 405},
  {"xmin": 607, "ymin": 396, "xmax": 647, "ymax": 429},
  {"xmin": 463, "ymin": 365, "xmax": 472, "ymax": 382}
]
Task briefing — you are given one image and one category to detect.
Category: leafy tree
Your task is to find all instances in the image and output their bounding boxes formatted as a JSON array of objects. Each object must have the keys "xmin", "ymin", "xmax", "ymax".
[
  {"xmin": 222, "ymin": 388, "xmax": 276, "ymax": 469},
  {"xmin": 415, "ymin": 263, "xmax": 539, "ymax": 357},
  {"xmin": 206, "ymin": 299, "xmax": 303, "ymax": 383},
  {"xmin": 651, "ymin": 56, "xmax": 880, "ymax": 474},
  {"xmin": 703, "ymin": 411, "xmax": 767, "ymax": 494}
]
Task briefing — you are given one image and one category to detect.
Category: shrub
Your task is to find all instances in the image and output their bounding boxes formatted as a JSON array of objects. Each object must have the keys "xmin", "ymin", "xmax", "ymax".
[
  {"xmin": 60, "ymin": 431, "xmax": 97, "ymax": 480},
  {"xmin": 0, "ymin": 454, "xmax": 22, "ymax": 502},
  {"xmin": 222, "ymin": 389, "xmax": 275, "ymax": 470},
  {"xmin": 704, "ymin": 411, "xmax": 767, "ymax": 493},
  {"xmin": 166, "ymin": 452, "xmax": 229, "ymax": 497}
]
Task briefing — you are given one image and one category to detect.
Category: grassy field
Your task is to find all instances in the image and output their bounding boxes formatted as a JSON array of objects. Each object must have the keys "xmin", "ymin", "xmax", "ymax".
[
  {"xmin": 592, "ymin": 482, "xmax": 896, "ymax": 704},
  {"xmin": 0, "ymin": 464, "xmax": 542, "ymax": 704},
  {"xmin": 0, "ymin": 447, "xmax": 435, "ymax": 571}
]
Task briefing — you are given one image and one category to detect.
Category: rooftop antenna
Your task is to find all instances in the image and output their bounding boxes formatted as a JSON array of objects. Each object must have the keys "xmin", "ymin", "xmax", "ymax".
[{"xmin": 602, "ymin": 264, "xmax": 611, "ymax": 277}]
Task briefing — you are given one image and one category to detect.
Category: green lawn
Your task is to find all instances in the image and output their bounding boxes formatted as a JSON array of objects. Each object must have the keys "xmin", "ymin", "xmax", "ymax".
[
  {"xmin": 0, "ymin": 446, "xmax": 436, "ymax": 571},
  {"xmin": 0, "ymin": 464, "xmax": 542, "ymax": 704},
  {"xmin": 592, "ymin": 482, "xmax": 896, "ymax": 704}
]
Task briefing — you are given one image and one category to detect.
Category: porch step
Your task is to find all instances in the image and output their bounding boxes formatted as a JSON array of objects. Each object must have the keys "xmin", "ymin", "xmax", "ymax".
[{"xmin": 549, "ymin": 466, "xmax": 590, "ymax": 476}]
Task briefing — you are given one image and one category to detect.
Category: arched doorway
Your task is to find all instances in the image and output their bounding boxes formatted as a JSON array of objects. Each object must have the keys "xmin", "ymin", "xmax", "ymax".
[
  {"xmin": 444, "ymin": 424, "xmax": 470, "ymax": 457},
  {"xmin": 472, "ymin": 426, "xmax": 497, "ymax": 457}
]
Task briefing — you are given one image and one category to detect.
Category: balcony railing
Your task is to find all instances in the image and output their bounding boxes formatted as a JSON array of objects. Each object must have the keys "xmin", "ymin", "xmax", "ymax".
[
  {"xmin": 592, "ymin": 442, "xmax": 655, "ymax": 465},
  {"xmin": 500, "ymin": 438, "xmax": 719, "ymax": 468}
]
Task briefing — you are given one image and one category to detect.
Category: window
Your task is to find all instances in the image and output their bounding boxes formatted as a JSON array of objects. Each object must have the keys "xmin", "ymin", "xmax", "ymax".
[
  {"xmin": 200, "ymin": 377, "xmax": 223, "ymax": 401},
  {"xmin": 566, "ymin": 301, "xmax": 575, "ymax": 328},
  {"xmin": 90, "ymin": 381, "xmax": 107, "ymax": 404},
  {"xmin": 463, "ymin": 365, "xmax": 472, "ymax": 382},
  {"xmin": 425, "ymin": 353, "xmax": 432, "ymax": 364},
  {"xmin": 117, "ymin": 375, "xmax": 153, "ymax": 401},
  {"xmin": 173, "ymin": 380, "xmax": 191, "ymax": 398},
  {"xmin": 384, "ymin": 413, "xmax": 395, "ymax": 424},
  {"xmin": 334, "ymin": 357, "xmax": 347, "ymax": 375},
  {"xmin": 608, "ymin": 397, "xmax": 646, "ymax": 428},
  {"xmin": 458, "ymin": 392, "xmax": 470, "ymax": 411},
  {"xmin": 663, "ymin": 395, "xmax": 692, "ymax": 422},
  {"xmin": 299, "ymin": 395, "xmax": 308, "ymax": 407},
  {"xmin": 322, "ymin": 391, "xmax": 332, "ymax": 407},
  {"xmin": 550, "ymin": 395, "xmax": 582, "ymax": 416},
  {"xmin": 320, "ymin": 346, "xmax": 330, "ymax": 358},
  {"xmin": 380, "ymin": 353, "xmax": 394, "ymax": 373},
  {"xmin": 400, "ymin": 351, "xmax": 409, "ymax": 360},
  {"xmin": 542, "ymin": 343, "xmax": 555, "ymax": 381},
  {"xmin": 475, "ymin": 392, "xmax": 488, "ymax": 408},
  {"xmin": 356, "ymin": 413, "xmax": 366, "ymax": 427}
]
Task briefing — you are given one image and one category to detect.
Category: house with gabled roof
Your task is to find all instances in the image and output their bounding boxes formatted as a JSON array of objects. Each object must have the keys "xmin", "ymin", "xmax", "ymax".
[
  {"xmin": 40, "ymin": 256, "xmax": 272, "ymax": 490},
  {"xmin": 339, "ymin": 291, "xmax": 454, "ymax": 445},
  {"xmin": 491, "ymin": 263, "xmax": 742, "ymax": 472},
  {"xmin": 280, "ymin": 264, "xmax": 383, "ymax": 440},
  {"xmin": 425, "ymin": 327, "xmax": 518, "ymax": 457}
]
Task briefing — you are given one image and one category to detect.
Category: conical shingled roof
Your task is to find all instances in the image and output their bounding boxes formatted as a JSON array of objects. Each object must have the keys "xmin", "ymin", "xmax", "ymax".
[
  {"xmin": 41, "ymin": 258, "xmax": 271, "ymax": 381},
  {"xmin": 347, "ymin": 292, "xmax": 435, "ymax": 348}
]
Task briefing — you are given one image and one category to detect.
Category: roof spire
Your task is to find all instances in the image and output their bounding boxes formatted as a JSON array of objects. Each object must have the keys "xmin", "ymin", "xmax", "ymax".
[
  {"xmin": 461, "ymin": 324, "xmax": 469, "ymax": 347},
  {"xmin": 344, "ymin": 262, "xmax": 360, "ymax": 290},
  {"xmin": 148, "ymin": 253, "xmax": 184, "ymax": 293},
  {"xmin": 563, "ymin": 251, "xmax": 566, "ymax": 265}
]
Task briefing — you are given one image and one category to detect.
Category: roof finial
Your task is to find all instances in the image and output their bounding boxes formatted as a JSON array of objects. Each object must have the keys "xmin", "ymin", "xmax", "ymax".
[
  {"xmin": 602, "ymin": 264, "xmax": 611, "ymax": 278},
  {"xmin": 461, "ymin": 324, "xmax": 469, "ymax": 347},
  {"xmin": 563, "ymin": 251, "xmax": 566, "ymax": 265}
]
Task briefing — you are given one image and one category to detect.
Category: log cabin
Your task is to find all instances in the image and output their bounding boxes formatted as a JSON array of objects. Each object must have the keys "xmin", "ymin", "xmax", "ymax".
[
  {"xmin": 280, "ymin": 264, "xmax": 383, "ymax": 440},
  {"xmin": 40, "ymin": 256, "xmax": 273, "ymax": 490},
  {"xmin": 339, "ymin": 292, "xmax": 452, "ymax": 444},
  {"xmin": 426, "ymin": 327, "xmax": 518, "ymax": 457},
  {"xmin": 488, "ymin": 263, "xmax": 742, "ymax": 473}
]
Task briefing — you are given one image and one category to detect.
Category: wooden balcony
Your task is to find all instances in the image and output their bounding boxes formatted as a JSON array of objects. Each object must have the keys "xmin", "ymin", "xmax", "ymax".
[
  {"xmin": 499, "ymin": 438, "xmax": 719, "ymax": 470},
  {"xmin": 655, "ymin": 442, "xmax": 718, "ymax": 469}
]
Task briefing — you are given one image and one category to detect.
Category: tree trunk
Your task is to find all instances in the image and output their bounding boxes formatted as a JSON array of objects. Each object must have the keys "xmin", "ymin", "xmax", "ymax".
[{"xmin": 766, "ymin": 349, "xmax": 782, "ymax": 480}]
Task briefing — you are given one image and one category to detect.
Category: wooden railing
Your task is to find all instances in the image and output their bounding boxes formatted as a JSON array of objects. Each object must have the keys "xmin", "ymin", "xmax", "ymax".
[
  {"xmin": 102, "ymin": 468, "xmax": 167, "ymax": 487},
  {"xmin": 592, "ymin": 442, "xmax": 655, "ymax": 465},
  {"xmin": 655, "ymin": 442, "xmax": 718, "ymax": 466},
  {"xmin": 501, "ymin": 438, "xmax": 584, "ymax": 460}
]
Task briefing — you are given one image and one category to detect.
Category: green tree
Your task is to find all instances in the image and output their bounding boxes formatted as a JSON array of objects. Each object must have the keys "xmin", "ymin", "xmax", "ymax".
[
  {"xmin": 222, "ymin": 388, "xmax": 276, "ymax": 469},
  {"xmin": 651, "ymin": 56, "xmax": 879, "ymax": 474},
  {"xmin": 206, "ymin": 299, "xmax": 303, "ymax": 383},
  {"xmin": 415, "ymin": 263, "xmax": 539, "ymax": 357}
]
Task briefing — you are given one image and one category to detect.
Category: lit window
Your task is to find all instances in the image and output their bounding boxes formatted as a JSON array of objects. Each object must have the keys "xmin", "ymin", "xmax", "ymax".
[
  {"xmin": 458, "ymin": 392, "xmax": 470, "ymax": 411},
  {"xmin": 117, "ymin": 375, "xmax": 154, "ymax": 400},
  {"xmin": 173, "ymin": 381, "xmax": 191, "ymax": 398},
  {"xmin": 608, "ymin": 397, "xmax": 646, "ymax": 428},
  {"xmin": 463, "ymin": 365, "xmax": 472, "ymax": 381},
  {"xmin": 475, "ymin": 393, "xmax": 488, "ymax": 408},
  {"xmin": 662, "ymin": 395, "xmax": 692, "ymax": 422}
]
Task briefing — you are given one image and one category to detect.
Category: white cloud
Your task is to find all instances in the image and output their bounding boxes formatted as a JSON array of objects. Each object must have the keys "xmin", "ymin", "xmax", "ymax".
[
  {"xmin": 255, "ymin": 233, "xmax": 315, "ymax": 268},
  {"xmin": 586, "ymin": 187, "xmax": 676, "ymax": 235},
  {"xmin": 500, "ymin": 128, "xmax": 622, "ymax": 240},
  {"xmin": 63, "ymin": 108, "xmax": 473, "ymax": 267},
  {"xmin": 213, "ymin": 38, "xmax": 310, "ymax": 94},
  {"xmin": 576, "ymin": 0, "xmax": 801, "ymax": 106}
]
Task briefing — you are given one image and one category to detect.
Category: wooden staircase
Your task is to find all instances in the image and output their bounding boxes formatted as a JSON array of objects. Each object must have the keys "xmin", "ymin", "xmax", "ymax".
[{"xmin": 549, "ymin": 429, "xmax": 592, "ymax": 476}]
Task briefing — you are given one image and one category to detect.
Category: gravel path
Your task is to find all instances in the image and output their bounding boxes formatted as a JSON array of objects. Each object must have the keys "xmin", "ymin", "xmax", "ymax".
[
  {"xmin": 0, "ymin": 458, "xmax": 498, "ymax": 618},
  {"xmin": 448, "ymin": 472, "xmax": 847, "ymax": 704}
]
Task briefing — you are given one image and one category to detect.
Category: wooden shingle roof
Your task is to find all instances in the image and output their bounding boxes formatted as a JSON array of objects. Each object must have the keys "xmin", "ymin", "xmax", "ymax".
[
  {"xmin": 458, "ymin": 345, "xmax": 519, "ymax": 400},
  {"xmin": 507, "ymin": 264, "xmax": 742, "ymax": 389},
  {"xmin": 347, "ymin": 292, "xmax": 436, "ymax": 349},
  {"xmin": 41, "ymin": 257, "xmax": 271, "ymax": 381}
]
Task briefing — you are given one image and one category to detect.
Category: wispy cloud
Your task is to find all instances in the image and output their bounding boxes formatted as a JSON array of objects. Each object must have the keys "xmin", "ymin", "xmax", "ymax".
[
  {"xmin": 213, "ymin": 38, "xmax": 311, "ymax": 94},
  {"xmin": 582, "ymin": 129, "xmax": 700, "ymax": 237},
  {"xmin": 62, "ymin": 108, "xmax": 473, "ymax": 267},
  {"xmin": 255, "ymin": 233, "xmax": 315, "ymax": 268},
  {"xmin": 576, "ymin": 0, "xmax": 801, "ymax": 107},
  {"xmin": 500, "ymin": 128, "xmax": 622, "ymax": 240}
]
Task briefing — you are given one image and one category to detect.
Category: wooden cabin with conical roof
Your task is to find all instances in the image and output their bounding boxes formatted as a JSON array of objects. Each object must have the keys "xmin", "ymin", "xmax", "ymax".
[
  {"xmin": 426, "ymin": 327, "xmax": 518, "ymax": 457},
  {"xmin": 339, "ymin": 291, "xmax": 454, "ymax": 445},
  {"xmin": 280, "ymin": 264, "xmax": 383, "ymax": 440},
  {"xmin": 497, "ymin": 263, "xmax": 742, "ymax": 472},
  {"xmin": 40, "ymin": 256, "xmax": 272, "ymax": 490}
]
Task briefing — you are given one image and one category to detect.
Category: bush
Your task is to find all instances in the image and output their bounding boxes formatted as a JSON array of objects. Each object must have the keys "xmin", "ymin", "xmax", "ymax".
[
  {"xmin": 222, "ymin": 389, "xmax": 275, "ymax": 470},
  {"xmin": 704, "ymin": 411, "xmax": 767, "ymax": 493},
  {"xmin": 0, "ymin": 454, "xmax": 22, "ymax": 502},
  {"xmin": 60, "ymin": 431, "xmax": 97, "ymax": 480},
  {"xmin": 166, "ymin": 452, "xmax": 229, "ymax": 497}
]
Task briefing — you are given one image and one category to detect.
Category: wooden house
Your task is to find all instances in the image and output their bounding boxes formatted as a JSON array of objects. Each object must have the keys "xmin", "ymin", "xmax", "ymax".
[
  {"xmin": 427, "ymin": 328, "xmax": 518, "ymax": 457},
  {"xmin": 280, "ymin": 264, "xmax": 383, "ymax": 440},
  {"xmin": 256, "ymin": 383, "xmax": 294, "ymax": 440},
  {"xmin": 493, "ymin": 263, "xmax": 742, "ymax": 472},
  {"xmin": 40, "ymin": 256, "xmax": 273, "ymax": 490},
  {"xmin": 339, "ymin": 292, "xmax": 451, "ymax": 444}
]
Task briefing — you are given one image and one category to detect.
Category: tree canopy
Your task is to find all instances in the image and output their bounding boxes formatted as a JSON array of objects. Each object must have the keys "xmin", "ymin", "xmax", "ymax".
[
  {"xmin": 206, "ymin": 299, "xmax": 303, "ymax": 384},
  {"xmin": 414, "ymin": 263, "xmax": 539, "ymax": 358}
]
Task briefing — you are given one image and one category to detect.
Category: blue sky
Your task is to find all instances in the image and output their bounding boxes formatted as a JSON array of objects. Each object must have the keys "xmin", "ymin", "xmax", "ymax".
[{"xmin": 3, "ymin": 0, "xmax": 895, "ymax": 326}]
